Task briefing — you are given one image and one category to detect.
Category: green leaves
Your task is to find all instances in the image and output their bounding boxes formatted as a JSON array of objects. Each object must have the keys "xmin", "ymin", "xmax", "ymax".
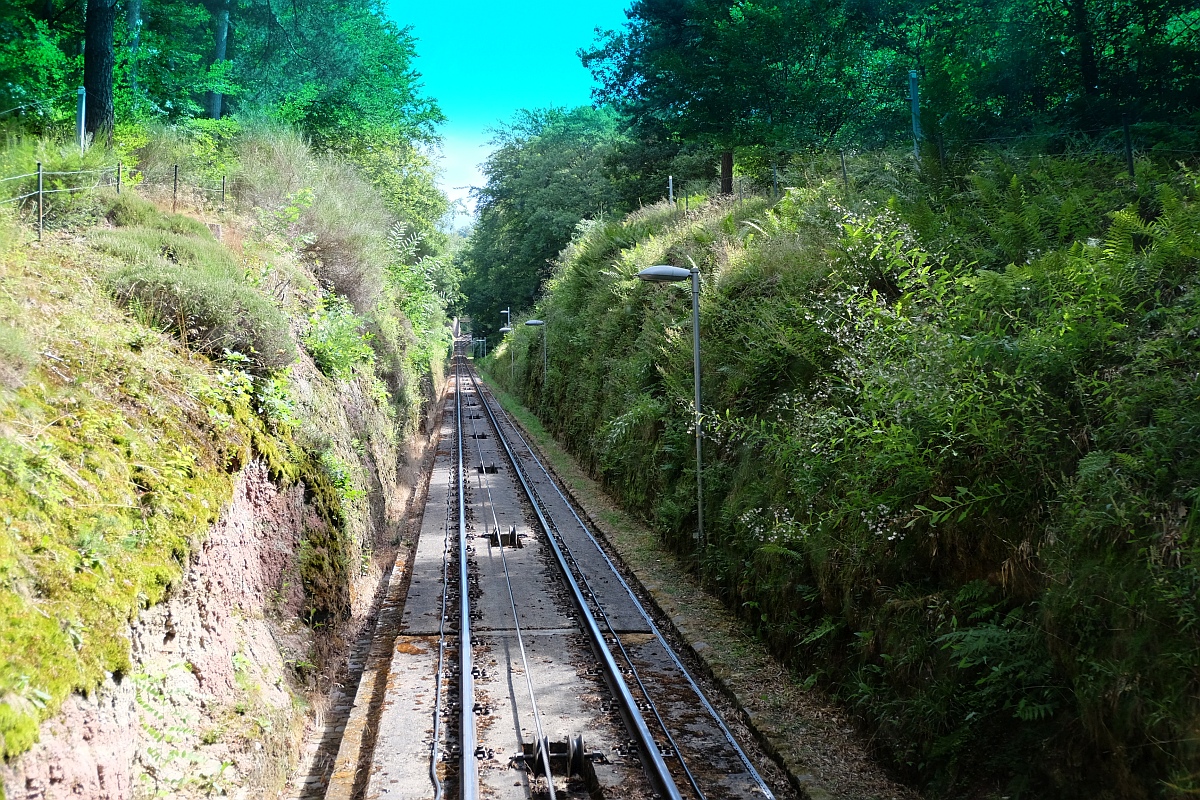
[{"xmin": 461, "ymin": 107, "xmax": 627, "ymax": 339}]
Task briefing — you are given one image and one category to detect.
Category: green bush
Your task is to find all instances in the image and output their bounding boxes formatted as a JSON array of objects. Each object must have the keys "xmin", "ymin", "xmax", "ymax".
[
  {"xmin": 302, "ymin": 296, "xmax": 374, "ymax": 380},
  {"xmin": 232, "ymin": 125, "xmax": 391, "ymax": 311},
  {"xmin": 94, "ymin": 225, "xmax": 296, "ymax": 373},
  {"xmin": 499, "ymin": 157, "xmax": 1200, "ymax": 797}
]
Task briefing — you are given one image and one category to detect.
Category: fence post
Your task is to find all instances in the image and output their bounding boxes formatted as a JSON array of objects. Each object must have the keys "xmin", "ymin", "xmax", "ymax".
[
  {"xmin": 172, "ymin": 165, "xmax": 178, "ymax": 212},
  {"xmin": 76, "ymin": 87, "xmax": 86, "ymax": 152},
  {"xmin": 840, "ymin": 150, "xmax": 849, "ymax": 194},
  {"xmin": 221, "ymin": 175, "xmax": 226, "ymax": 206},
  {"xmin": 668, "ymin": 175, "xmax": 674, "ymax": 205},
  {"xmin": 36, "ymin": 162, "xmax": 43, "ymax": 242},
  {"xmin": 1122, "ymin": 115, "xmax": 1134, "ymax": 177},
  {"xmin": 116, "ymin": 162, "xmax": 122, "ymax": 195}
]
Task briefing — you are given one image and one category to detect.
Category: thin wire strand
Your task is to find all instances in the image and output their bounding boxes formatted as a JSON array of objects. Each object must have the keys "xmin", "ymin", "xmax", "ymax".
[
  {"xmin": 0, "ymin": 90, "xmax": 76, "ymax": 117},
  {"xmin": 0, "ymin": 172, "xmax": 39, "ymax": 185},
  {"xmin": 43, "ymin": 167, "xmax": 117, "ymax": 176},
  {"xmin": 430, "ymin": 351, "xmax": 463, "ymax": 800},
  {"xmin": 0, "ymin": 192, "xmax": 39, "ymax": 205},
  {"xmin": 476, "ymin": 381, "xmax": 709, "ymax": 800}
]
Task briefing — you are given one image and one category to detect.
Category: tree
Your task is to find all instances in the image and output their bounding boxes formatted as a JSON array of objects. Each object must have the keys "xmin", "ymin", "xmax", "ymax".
[
  {"xmin": 84, "ymin": 0, "xmax": 118, "ymax": 144},
  {"xmin": 461, "ymin": 107, "xmax": 626, "ymax": 339},
  {"xmin": 203, "ymin": 0, "xmax": 231, "ymax": 119},
  {"xmin": 0, "ymin": 0, "xmax": 76, "ymax": 127},
  {"xmin": 582, "ymin": 0, "xmax": 887, "ymax": 191}
]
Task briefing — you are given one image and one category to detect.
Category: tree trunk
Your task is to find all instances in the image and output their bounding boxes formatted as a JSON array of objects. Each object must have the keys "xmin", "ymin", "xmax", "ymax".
[
  {"xmin": 205, "ymin": 0, "xmax": 231, "ymax": 119},
  {"xmin": 127, "ymin": 0, "xmax": 142, "ymax": 98},
  {"xmin": 1070, "ymin": 0, "xmax": 1100, "ymax": 96},
  {"xmin": 720, "ymin": 151, "xmax": 733, "ymax": 194},
  {"xmin": 84, "ymin": 0, "xmax": 117, "ymax": 146}
]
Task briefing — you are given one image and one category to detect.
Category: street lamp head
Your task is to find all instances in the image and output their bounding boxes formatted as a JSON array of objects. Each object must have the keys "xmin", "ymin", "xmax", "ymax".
[
  {"xmin": 525, "ymin": 319, "xmax": 544, "ymax": 326},
  {"xmin": 637, "ymin": 264, "xmax": 692, "ymax": 283},
  {"xmin": 499, "ymin": 326, "xmax": 512, "ymax": 333}
]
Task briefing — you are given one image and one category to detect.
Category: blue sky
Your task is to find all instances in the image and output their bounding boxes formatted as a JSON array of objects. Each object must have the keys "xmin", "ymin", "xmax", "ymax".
[{"xmin": 385, "ymin": 0, "xmax": 630, "ymax": 219}]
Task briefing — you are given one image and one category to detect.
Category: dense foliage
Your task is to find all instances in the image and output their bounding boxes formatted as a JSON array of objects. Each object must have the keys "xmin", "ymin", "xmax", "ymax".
[
  {"xmin": 459, "ymin": 107, "xmax": 627, "ymax": 338},
  {"xmin": 0, "ymin": 123, "xmax": 451, "ymax": 772},
  {"xmin": 1, "ymin": 0, "xmax": 448, "ymax": 235},
  {"xmin": 584, "ymin": 0, "xmax": 1200, "ymax": 148},
  {"xmin": 489, "ymin": 152, "xmax": 1200, "ymax": 797}
]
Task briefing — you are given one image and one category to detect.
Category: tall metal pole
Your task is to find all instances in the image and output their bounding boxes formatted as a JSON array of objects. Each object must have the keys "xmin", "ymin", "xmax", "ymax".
[
  {"xmin": 668, "ymin": 175, "xmax": 674, "ymax": 205},
  {"xmin": 909, "ymin": 70, "xmax": 922, "ymax": 163},
  {"xmin": 690, "ymin": 267, "xmax": 704, "ymax": 548},
  {"xmin": 76, "ymin": 87, "xmax": 86, "ymax": 152},
  {"xmin": 542, "ymin": 327, "xmax": 548, "ymax": 389}
]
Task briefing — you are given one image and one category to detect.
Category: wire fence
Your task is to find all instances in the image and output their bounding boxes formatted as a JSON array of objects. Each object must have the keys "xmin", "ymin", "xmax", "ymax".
[{"xmin": 0, "ymin": 161, "xmax": 228, "ymax": 241}]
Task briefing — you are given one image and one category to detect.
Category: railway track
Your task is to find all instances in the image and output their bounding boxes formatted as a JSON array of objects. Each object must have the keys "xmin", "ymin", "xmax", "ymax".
[{"xmin": 351, "ymin": 341, "xmax": 782, "ymax": 800}]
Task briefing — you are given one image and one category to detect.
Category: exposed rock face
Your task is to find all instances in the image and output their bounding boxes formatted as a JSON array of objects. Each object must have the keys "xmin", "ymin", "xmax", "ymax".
[{"xmin": 2, "ymin": 460, "xmax": 309, "ymax": 800}]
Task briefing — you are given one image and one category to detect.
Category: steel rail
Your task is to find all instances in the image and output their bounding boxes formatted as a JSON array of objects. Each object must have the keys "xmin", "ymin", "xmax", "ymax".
[
  {"xmin": 481, "ymin": 375, "xmax": 777, "ymax": 799},
  {"xmin": 468, "ymin": 367, "xmax": 685, "ymax": 800},
  {"xmin": 455, "ymin": 350, "xmax": 479, "ymax": 800},
  {"xmin": 430, "ymin": 368, "xmax": 455, "ymax": 800},
  {"xmin": 527, "ymin": 481, "xmax": 708, "ymax": 800},
  {"xmin": 489, "ymin": 398, "xmax": 777, "ymax": 796}
]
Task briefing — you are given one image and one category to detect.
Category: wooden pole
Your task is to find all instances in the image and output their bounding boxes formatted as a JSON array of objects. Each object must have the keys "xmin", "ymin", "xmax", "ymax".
[{"xmin": 172, "ymin": 164, "xmax": 178, "ymax": 212}]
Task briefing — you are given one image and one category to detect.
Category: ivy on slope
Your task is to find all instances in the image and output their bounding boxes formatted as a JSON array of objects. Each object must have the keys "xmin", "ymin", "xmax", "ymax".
[{"xmin": 494, "ymin": 158, "xmax": 1200, "ymax": 797}]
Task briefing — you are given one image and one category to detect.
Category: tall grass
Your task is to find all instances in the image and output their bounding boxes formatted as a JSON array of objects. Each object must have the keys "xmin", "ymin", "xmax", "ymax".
[
  {"xmin": 92, "ymin": 194, "xmax": 296, "ymax": 373},
  {"xmin": 232, "ymin": 125, "xmax": 450, "ymax": 433}
]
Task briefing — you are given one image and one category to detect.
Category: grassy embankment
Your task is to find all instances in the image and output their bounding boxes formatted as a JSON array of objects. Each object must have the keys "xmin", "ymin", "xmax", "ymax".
[
  {"xmin": 487, "ymin": 150, "xmax": 1200, "ymax": 798},
  {"xmin": 0, "ymin": 125, "xmax": 449, "ymax": 780}
]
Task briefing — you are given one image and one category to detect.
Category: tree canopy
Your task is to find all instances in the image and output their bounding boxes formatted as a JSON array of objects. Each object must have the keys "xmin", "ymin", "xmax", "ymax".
[
  {"xmin": 460, "ymin": 106, "xmax": 627, "ymax": 339},
  {"xmin": 583, "ymin": 0, "xmax": 1200, "ymax": 148},
  {"xmin": 1, "ymin": 0, "xmax": 443, "ymax": 148}
]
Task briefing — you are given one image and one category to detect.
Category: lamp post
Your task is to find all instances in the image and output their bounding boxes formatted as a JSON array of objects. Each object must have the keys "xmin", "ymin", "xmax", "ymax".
[
  {"xmin": 499, "ymin": 310, "xmax": 513, "ymax": 381},
  {"xmin": 637, "ymin": 264, "xmax": 704, "ymax": 548},
  {"xmin": 525, "ymin": 319, "xmax": 546, "ymax": 389}
]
